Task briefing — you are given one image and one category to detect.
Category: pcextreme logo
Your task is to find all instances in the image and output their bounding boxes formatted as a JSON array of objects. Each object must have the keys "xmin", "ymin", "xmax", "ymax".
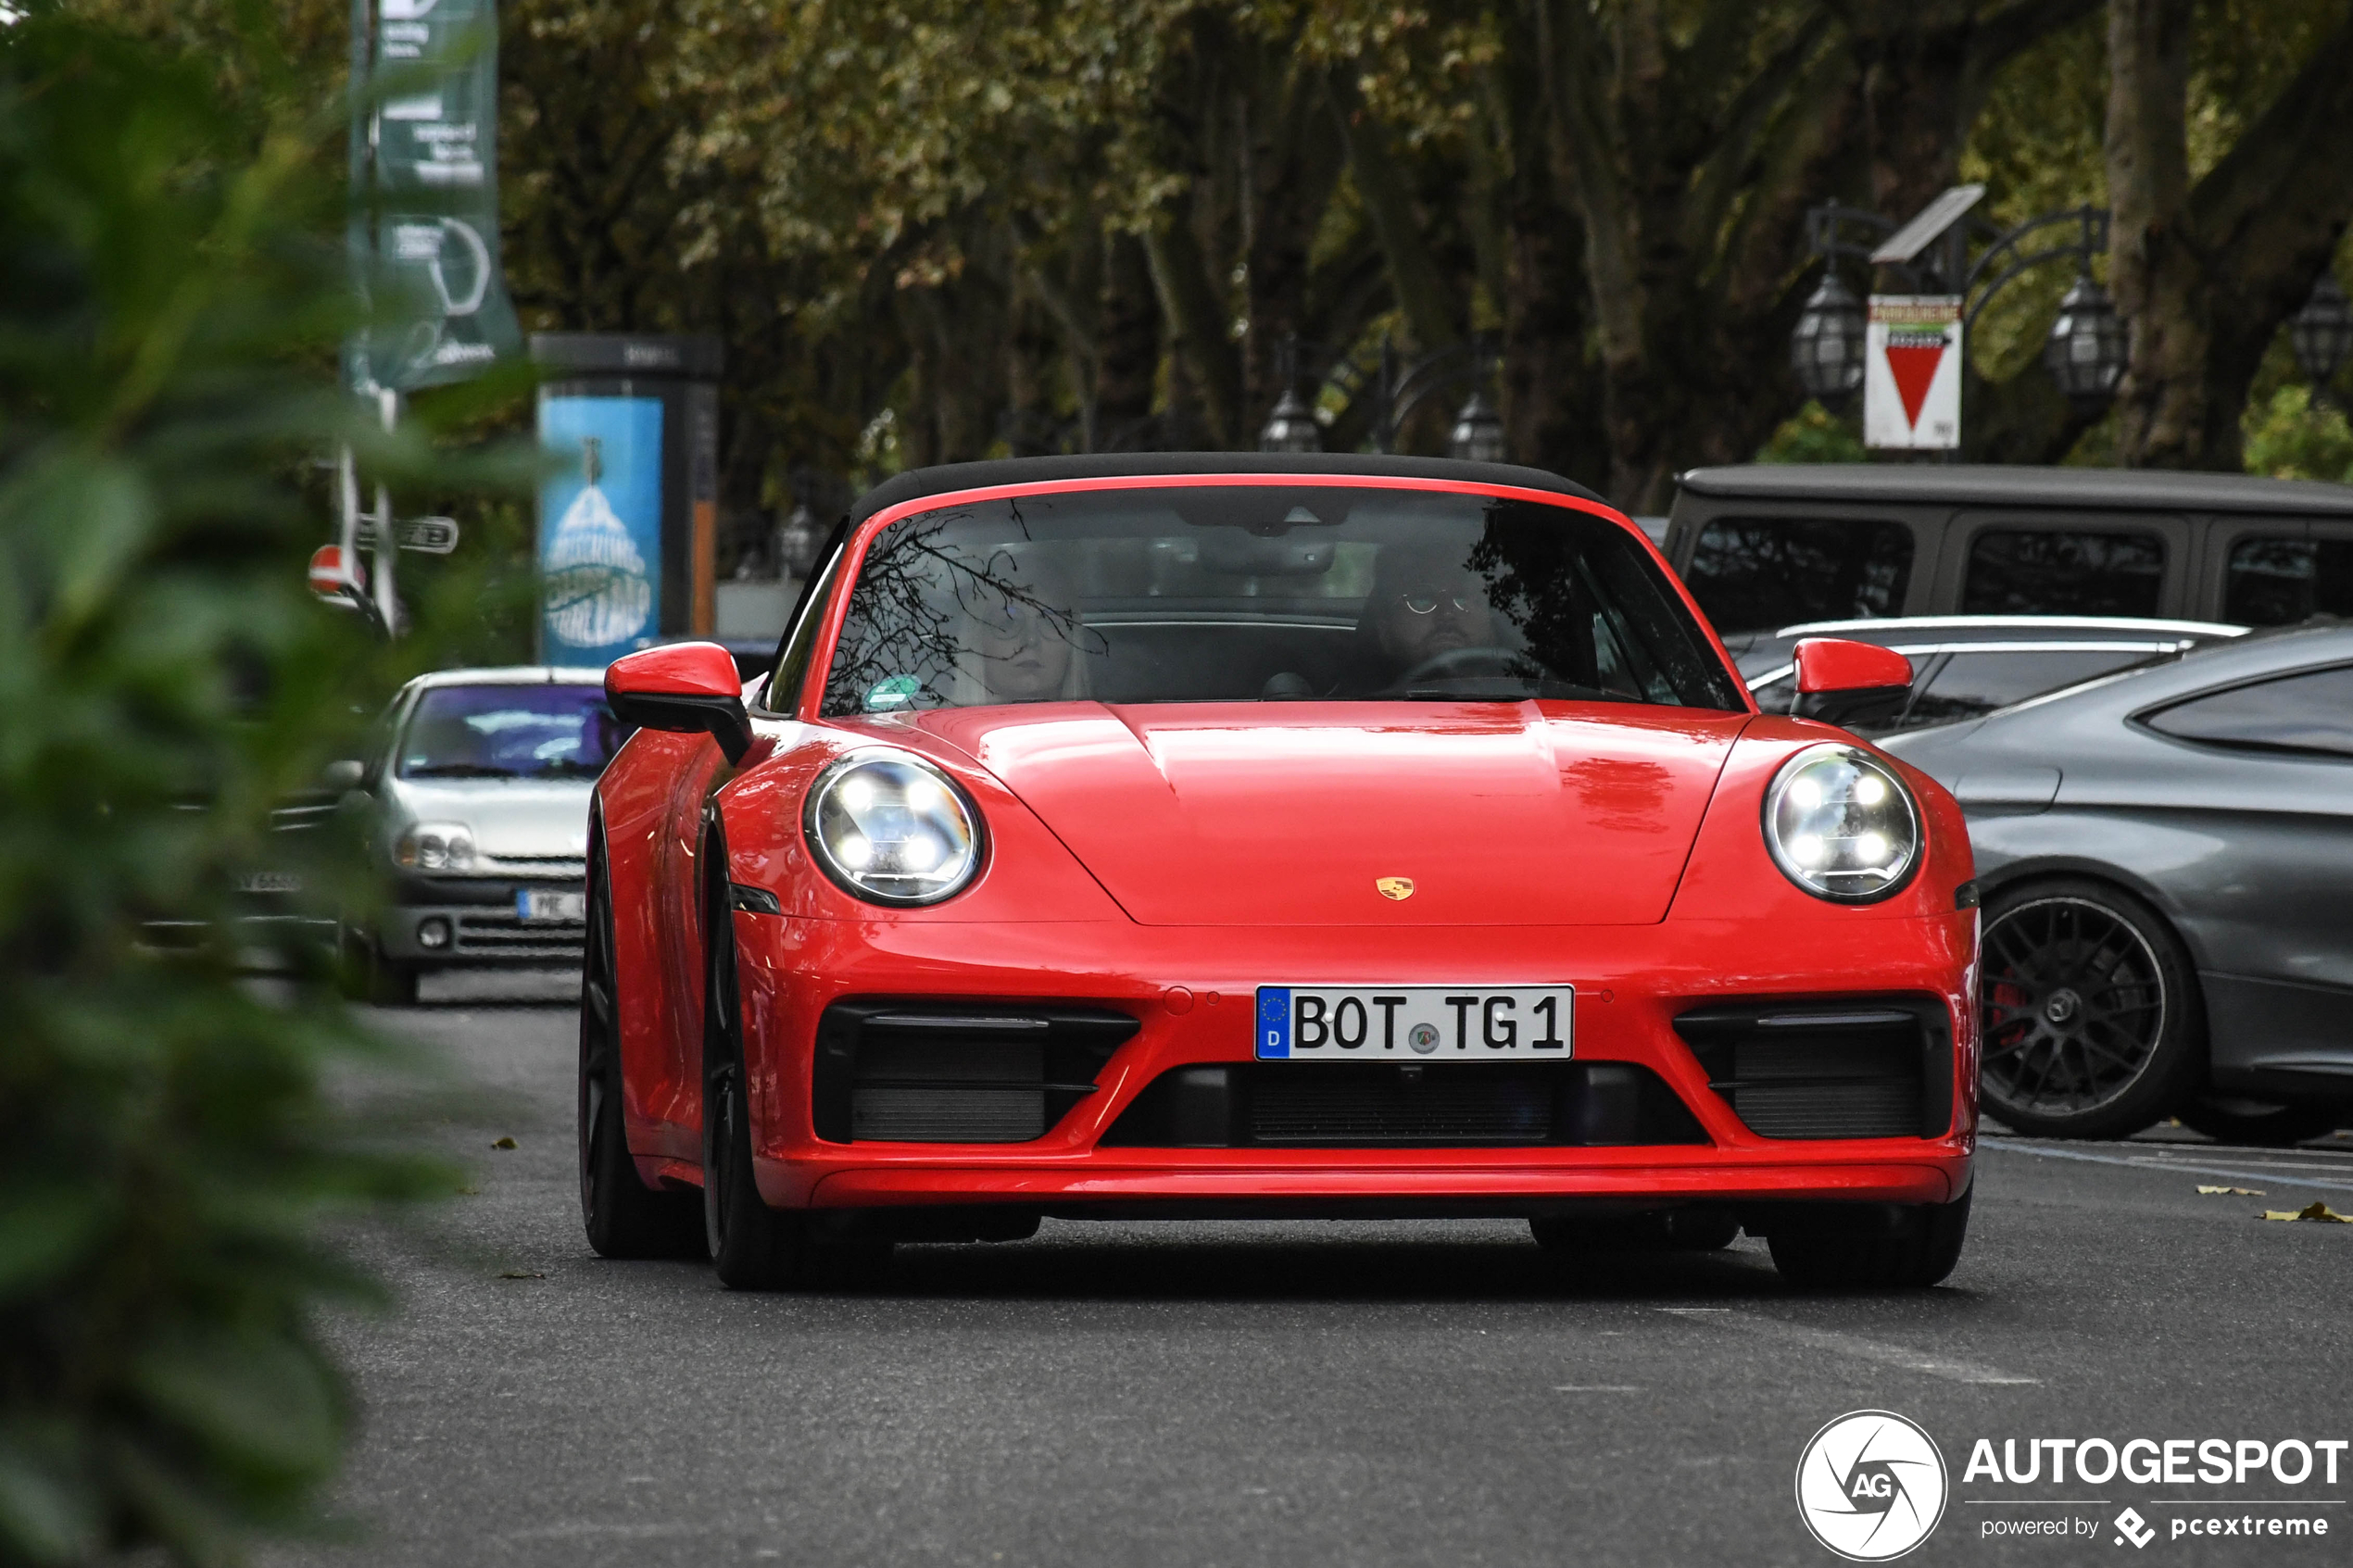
[{"xmin": 1796, "ymin": 1411, "xmax": 1951, "ymax": 1562}]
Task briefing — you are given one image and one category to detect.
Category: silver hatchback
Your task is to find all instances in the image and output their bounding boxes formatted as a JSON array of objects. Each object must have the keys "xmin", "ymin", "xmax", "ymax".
[{"xmin": 337, "ymin": 667, "xmax": 625, "ymax": 1003}]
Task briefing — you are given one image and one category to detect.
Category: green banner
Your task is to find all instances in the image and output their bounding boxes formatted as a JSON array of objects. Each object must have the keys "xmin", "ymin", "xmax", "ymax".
[{"xmin": 346, "ymin": 0, "xmax": 521, "ymax": 393}]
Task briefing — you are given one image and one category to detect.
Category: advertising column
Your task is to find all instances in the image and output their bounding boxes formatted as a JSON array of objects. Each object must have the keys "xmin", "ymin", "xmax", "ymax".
[{"xmin": 531, "ymin": 334, "xmax": 724, "ymax": 668}]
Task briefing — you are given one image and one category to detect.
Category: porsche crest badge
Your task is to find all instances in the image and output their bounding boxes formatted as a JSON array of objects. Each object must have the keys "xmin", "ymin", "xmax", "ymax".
[{"xmin": 1376, "ymin": 876, "xmax": 1416, "ymax": 901}]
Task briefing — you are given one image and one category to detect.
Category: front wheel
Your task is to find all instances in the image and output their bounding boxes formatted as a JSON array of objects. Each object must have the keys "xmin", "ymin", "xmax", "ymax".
[
  {"xmin": 1976, "ymin": 880, "xmax": 2202, "ymax": 1139},
  {"xmin": 1767, "ymin": 1191, "xmax": 1971, "ymax": 1290},
  {"xmin": 2178, "ymin": 1095, "xmax": 2343, "ymax": 1148},
  {"xmin": 579, "ymin": 826, "xmax": 703, "ymax": 1259},
  {"xmin": 701, "ymin": 823, "xmax": 811, "ymax": 1290}
]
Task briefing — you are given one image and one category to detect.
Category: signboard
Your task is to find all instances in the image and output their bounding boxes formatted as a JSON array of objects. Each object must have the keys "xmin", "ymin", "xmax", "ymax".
[
  {"xmin": 1864, "ymin": 295, "xmax": 1962, "ymax": 450},
  {"xmin": 308, "ymin": 544, "xmax": 364, "ymax": 596},
  {"xmin": 346, "ymin": 0, "xmax": 521, "ymax": 393},
  {"xmin": 354, "ymin": 515, "xmax": 462, "ymax": 554},
  {"xmin": 538, "ymin": 397, "xmax": 664, "ymax": 666}
]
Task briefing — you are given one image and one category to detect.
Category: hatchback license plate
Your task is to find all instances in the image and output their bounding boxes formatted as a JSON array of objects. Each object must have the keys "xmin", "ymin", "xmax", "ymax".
[
  {"xmin": 517, "ymin": 888, "xmax": 586, "ymax": 923},
  {"xmin": 1255, "ymin": 985, "xmax": 1573, "ymax": 1060}
]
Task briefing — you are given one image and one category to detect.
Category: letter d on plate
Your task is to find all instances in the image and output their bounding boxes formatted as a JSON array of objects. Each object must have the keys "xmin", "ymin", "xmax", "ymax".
[{"xmin": 1257, "ymin": 987, "xmax": 1291, "ymax": 1058}]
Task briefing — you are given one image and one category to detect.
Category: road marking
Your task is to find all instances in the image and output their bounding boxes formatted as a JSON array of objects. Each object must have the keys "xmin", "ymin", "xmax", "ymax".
[
  {"xmin": 1659, "ymin": 1307, "xmax": 2039, "ymax": 1385},
  {"xmin": 1981, "ymin": 1136, "xmax": 2353, "ymax": 1195}
]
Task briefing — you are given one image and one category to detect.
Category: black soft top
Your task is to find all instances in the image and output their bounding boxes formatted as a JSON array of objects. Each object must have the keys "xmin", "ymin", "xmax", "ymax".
[{"xmin": 849, "ymin": 453, "xmax": 1609, "ymax": 528}]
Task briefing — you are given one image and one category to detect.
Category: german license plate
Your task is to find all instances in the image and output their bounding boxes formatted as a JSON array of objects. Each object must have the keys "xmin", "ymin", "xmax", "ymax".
[
  {"xmin": 1255, "ymin": 985, "xmax": 1573, "ymax": 1060},
  {"xmin": 516, "ymin": 887, "xmax": 586, "ymax": 923}
]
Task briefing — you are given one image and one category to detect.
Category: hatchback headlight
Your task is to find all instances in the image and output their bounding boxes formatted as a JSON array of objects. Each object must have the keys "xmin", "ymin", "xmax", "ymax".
[
  {"xmin": 1762, "ymin": 745, "xmax": 1919, "ymax": 902},
  {"xmin": 396, "ymin": 821, "xmax": 477, "ymax": 872},
  {"xmin": 803, "ymin": 750, "xmax": 983, "ymax": 906}
]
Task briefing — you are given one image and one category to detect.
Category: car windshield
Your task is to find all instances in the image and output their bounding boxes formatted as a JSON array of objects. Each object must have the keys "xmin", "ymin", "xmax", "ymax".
[
  {"xmin": 397, "ymin": 684, "xmax": 632, "ymax": 780},
  {"xmin": 817, "ymin": 486, "xmax": 1743, "ymax": 715}
]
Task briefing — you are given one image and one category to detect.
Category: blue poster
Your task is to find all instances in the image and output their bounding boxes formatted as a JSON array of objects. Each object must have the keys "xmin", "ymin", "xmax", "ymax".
[{"xmin": 538, "ymin": 395, "xmax": 663, "ymax": 666}]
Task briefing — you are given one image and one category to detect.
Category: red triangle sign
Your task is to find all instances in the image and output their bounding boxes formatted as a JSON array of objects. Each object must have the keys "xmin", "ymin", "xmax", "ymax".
[{"xmin": 1884, "ymin": 343, "xmax": 1946, "ymax": 429}]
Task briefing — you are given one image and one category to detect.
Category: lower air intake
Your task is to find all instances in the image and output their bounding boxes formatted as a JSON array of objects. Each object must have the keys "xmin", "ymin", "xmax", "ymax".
[
  {"xmin": 1673, "ymin": 998, "xmax": 1952, "ymax": 1140},
  {"xmin": 1250, "ymin": 1070, "xmax": 1554, "ymax": 1145},
  {"xmin": 812, "ymin": 1002, "xmax": 1139, "ymax": 1145}
]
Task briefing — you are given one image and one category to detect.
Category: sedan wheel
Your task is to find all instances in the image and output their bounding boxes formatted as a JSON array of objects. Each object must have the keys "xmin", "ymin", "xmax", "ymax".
[
  {"xmin": 1977, "ymin": 881, "xmax": 2202, "ymax": 1140},
  {"xmin": 1767, "ymin": 1190, "xmax": 1971, "ymax": 1290},
  {"xmin": 579, "ymin": 827, "xmax": 703, "ymax": 1259}
]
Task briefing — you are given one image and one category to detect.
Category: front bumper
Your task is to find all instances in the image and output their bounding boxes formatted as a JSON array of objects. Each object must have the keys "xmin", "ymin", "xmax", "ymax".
[
  {"xmin": 700, "ymin": 911, "xmax": 1978, "ymax": 1215},
  {"xmin": 381, "ymin": 873, "xmax": 586, "ymax": 965}
]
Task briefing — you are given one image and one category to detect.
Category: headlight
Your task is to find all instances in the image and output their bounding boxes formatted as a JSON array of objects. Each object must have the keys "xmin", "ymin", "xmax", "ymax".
[
  {"xmin": 803, "ymin": 750, "xmax": 983, "ymax": 906},
  {"xmin": 396, "ymin": 821, "xmax": 477, "ymax": 872},
  {"xmin": 1762, "ymin": 745, "xmax": 1919, "ymax": 902}
]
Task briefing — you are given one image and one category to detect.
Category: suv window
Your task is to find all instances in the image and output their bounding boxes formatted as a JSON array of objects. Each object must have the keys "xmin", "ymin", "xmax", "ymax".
[
  {"xmin": 1905, "ymin": 647, "xmax": 2154, "ymax": 728},
  {"xmin": 1961, "ymin": 529, "xmax": 2164, "ymax": 616},
  {"xmin": 2143, "ymin": 664, "xmax": 2353, "ymax": 760},
  {"xmin": 1681, "ymin": 517, "xmax": 1914, "ymax": 635},
  {"xmin": 2224, "ymin": 536, "xmax": 2353, "ymax": 626}
]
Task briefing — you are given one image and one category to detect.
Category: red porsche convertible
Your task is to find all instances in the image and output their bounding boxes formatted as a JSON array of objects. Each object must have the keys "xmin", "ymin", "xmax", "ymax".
[{"xmin": 583, "ymin": 455, "xmax": 1978, "ymax": 1289}]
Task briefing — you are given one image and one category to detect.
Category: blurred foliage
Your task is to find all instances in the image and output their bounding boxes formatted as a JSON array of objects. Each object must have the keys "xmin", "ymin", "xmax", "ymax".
[
  {"xmin": 1755, "ymin": 401, "xmax": 1871, "ymax": 465},
  {"xmin": 0, "ymin": 7, "xmax": 514, "ymax": 1562},
  {"xmin": 2243, "ymin": 385, "xmax": 2353, "ymax": 481}
]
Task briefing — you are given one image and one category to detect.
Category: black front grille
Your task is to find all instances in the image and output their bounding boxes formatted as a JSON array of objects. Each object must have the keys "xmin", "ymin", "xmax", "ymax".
[
  {"xmin": 812, "ymin": 1002, "xmax": 1139, "ymax": 1145},
  {"xmin": 1101, "ymin": 1061, "xmax": 1709, "ymax": 1148},
  {"xmin": 452, "ymin": 910, "xmax": 585, "ymax": 960},
  {"xmin": 1674, "ymin": 998, "xmax": 1952, "ymax": 1140}
]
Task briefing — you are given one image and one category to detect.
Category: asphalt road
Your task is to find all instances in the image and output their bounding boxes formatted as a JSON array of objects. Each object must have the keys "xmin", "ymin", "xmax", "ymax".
[{"xmin": 274, "ymin": 972, "xmax": 2353, "ymax": 1568}]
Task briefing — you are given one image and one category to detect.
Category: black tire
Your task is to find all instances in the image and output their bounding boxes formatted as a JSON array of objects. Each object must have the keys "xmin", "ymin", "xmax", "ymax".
[
  {"xmin": 1767, "ymin": 1190, "xmax": 1971, "ymax": 1290},
  {"xmin": 700, "ymin": 817, "xmax": 809, "ymax": 1290},
  {"xmin": 2178, "ymin": 1095, "xmax": 2344, "ymax": 1148},
  {"xmin": 579, "ymin": 821, "xmax": 704, "ymax": 1260},
  {"xmin": 340, "ymin": 930, "xmax": 419, "ymax": 1006},
  {"xmin": 1977, "ymin": 878, "xmax": 2203, "ymax": 1139},
  {"xmin": 1529, "ymin": 1208, "xmax": 1739, "ymax": 1254}
]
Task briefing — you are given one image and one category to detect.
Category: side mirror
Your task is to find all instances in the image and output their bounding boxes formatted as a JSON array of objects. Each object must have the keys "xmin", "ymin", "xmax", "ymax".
[
  {"xmin": 1791, "ymin": 637, "xmax": 1914, "ymax": 729},
  {"xmin": 321, "ymin": 759, "xmax": 365, "ymax": 791},
  {"xmin": 605, "ymin": 642, "xmax": 752, "ymax": 763}
]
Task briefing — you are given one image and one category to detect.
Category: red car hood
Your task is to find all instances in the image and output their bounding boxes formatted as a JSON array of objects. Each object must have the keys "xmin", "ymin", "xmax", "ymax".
[{"xmin": 905, "ymin": 701, "xmax": 1751, "ymax": 926}]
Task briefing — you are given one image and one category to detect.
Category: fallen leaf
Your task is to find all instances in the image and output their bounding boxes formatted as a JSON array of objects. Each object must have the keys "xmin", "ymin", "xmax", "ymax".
[
  {"xmin": 491, "ymin": 1136, "xmax": 517, "ymax": 1150},
  {"xmin": 2197, "ymin": 1185, "xmax": 2264, "ymax": 1196},
  {"xmin": 497, "ymin": 1270, "xmax": 546, "ymax": 1280},
  {"xmin": 454, "ymin": 1185, "xmax": 480, "ymax": 1197},
  {"xmin": 2259, "ymin": 1202, "xmax": 2352, "ymax": 1223}
]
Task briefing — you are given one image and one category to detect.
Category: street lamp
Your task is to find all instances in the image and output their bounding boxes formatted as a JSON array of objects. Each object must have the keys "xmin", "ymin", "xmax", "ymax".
[
  {"xmin": 1257, "ymin": 335, "xmax": 1325, "ymax": 452},
  {"xmin": 1447, "ymin": 387, "xmax": 1507, "ymax": 462},
  {"xmin": 2042, "ymin": 274, "xmax": 2128, "ymax": 412},
  {"xmin": 2290, "ymin": 272, "xmax": 2353, "ymax": 404},
  {"xmin": 1789, "ymin": 273, "xmax": 1867, "ymax": 404}
]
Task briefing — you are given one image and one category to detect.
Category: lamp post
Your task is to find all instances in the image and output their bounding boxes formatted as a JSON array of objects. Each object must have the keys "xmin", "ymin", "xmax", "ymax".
[
  {"xmin": 2290, "ymin": 272, "xmax": 2353, "ymax": 407},
  {"xmin": 1795, "ymin": 195, "xmax": 2124, "ymax": 420},
  {"xmin": 1256, "ymin": 332, "xmax": 1507, "ymax": 460}
]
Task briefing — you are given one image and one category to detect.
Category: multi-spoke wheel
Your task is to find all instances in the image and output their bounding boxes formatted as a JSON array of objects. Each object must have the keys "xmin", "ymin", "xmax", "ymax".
[
  {"xmin": 579, "ymin": 817, "xmax": 703, "ymax": 1259},
  {"xmin": 1976, "ymin": 880, "xmax": 2202, "ymax": 1139}
]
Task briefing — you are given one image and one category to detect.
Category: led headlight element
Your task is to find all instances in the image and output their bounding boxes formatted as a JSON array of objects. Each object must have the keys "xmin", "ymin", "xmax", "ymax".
[
  {"xmin": 396, "ymin": 821, "xmax": 477, "ymax": 872},
  {"xmin": 1763, "ymin": 745, "xmax": 1919, "ymax": 902},
  {"xmin": 803, "ymin": 750, "xmax": 982, "ymax": 906}
]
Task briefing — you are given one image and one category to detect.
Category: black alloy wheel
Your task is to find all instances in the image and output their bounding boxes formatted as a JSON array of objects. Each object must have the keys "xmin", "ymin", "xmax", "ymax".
[
  {"xmin": 1765, "ymin": 1189, "xmax": 1972, "ymax": 1290},
  {"xmin": 1976, "ymin": 880, "xmax": 2202, "ymax": 1140},
  {"xmin": 699, "ymin": 816, "xmax": 811, "ymax": 1289},
  {"xmin": 579, "ymin": 819, "xmax": 703, "ymax": 1259},
  {"xmin": 2178, "ymin": 1094, "xmax": 2344, "ymax": 1148}
]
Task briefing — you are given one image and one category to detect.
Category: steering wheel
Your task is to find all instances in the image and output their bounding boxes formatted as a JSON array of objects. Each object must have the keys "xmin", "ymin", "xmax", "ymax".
[{"xmin": 1389, "ymin": 646, "xmax": 1526, "ymax": 688}]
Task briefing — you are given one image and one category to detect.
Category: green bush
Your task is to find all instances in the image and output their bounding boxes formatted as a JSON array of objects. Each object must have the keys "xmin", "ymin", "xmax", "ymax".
[
  {"xmin": 2242, "ymin": 383, "xmax": 2353, "ymax": 483},
  {"xmin": 0, "ymin": 13, "xmax": 466, "ymax": 1564}
]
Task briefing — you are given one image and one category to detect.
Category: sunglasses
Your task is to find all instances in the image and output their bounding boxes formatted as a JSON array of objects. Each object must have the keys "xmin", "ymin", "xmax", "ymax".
[{"xmin": 1398, "ymin": 590, "xmax": 1478, "ymax": 615}]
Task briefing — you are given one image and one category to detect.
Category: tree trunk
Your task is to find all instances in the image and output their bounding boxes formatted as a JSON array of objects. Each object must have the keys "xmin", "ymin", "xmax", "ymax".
[
  {"xmin": 2105, "ymin": 0, "xmax": 2208, "ymax": 468},
  {"xmin": 1093, "ymin": 231, "xmax": 1160, "ymax": 451}
]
